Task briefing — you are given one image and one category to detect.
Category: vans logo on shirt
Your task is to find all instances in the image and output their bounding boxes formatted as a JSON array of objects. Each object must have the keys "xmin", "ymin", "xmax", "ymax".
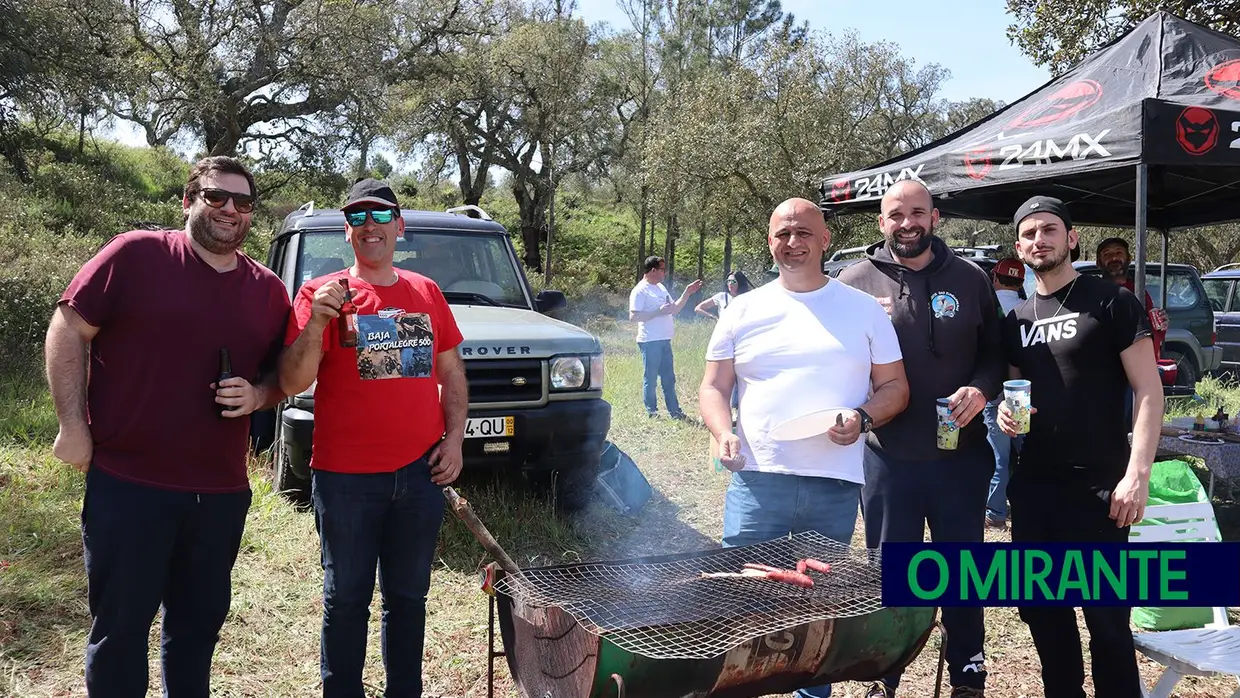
[{"xmin": 1020, "ymin": 312, "xmax": 1080, "ymax": 347}]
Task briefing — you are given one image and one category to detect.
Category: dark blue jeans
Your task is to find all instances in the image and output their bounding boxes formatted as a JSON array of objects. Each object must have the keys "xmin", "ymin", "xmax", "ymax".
[
  {"xmin": 638, "ymin": 339, "xmax": 682, "ymax": 416},
  {"xmin": 81, "ymin": 467, "xmax": 252, "ymax": 698},
  {"xmin": 312, "ymin": 455, "xmax": 445, "ymax": 698}
]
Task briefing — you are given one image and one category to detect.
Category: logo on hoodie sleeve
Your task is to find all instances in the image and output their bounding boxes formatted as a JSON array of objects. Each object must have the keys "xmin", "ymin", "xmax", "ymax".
[{"xmin": 930, "ymin": 291, "xmax": 960, "ymax": 319}]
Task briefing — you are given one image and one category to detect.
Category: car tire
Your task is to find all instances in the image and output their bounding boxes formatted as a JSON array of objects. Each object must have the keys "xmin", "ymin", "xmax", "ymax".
[
  {"xmin": 1162, "ymin": 348, "xmax": 1199, "ymax": 390},
  {"xmin": 272, "ymin": 426, "xmax": 311, "ymax": 507}
]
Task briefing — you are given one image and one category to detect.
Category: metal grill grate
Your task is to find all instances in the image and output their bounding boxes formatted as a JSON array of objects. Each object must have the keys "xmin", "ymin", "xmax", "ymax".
[{"xmin": 494, "ymin": 531, "xmax": 885, "ymax": 660}]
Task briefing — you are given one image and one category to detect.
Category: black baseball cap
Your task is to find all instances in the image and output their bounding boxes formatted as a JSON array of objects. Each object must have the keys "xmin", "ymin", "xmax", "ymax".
[
  {"xmin": 1013, "ymin": 195, "xmax": 1079, "ymax": 261},
  {"xmin": 343, "ymin": 178, "xmax": 400, "ymax": 211},
  {"xmin": 1096, "ymin": 237, "xmax": 1130, "ymax": 258}
]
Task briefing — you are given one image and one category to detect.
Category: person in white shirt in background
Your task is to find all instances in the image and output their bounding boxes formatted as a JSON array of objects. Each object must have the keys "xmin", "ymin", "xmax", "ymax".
[
  {"xmin": 629, "ymin": 256, "xmax": 702, "ymax": 419},
  {"xmin": 984, "ymin": 257, "xmax": 1027, "ymax": 529},
  {"xmin": 694, "ymin": 270, "xmax": 752, "ymax": 320},
  {"xmin": 698, "ymin": 198, "xmax": 909, "ymax": 698},
  {"xmin": 695, "ymin": 270, "xmax": 753, "ymax": 412}
]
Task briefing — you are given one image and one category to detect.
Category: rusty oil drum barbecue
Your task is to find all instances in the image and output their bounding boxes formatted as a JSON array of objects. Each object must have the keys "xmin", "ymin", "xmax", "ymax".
[{"xmin": 444, "ymin": 487, "xmax": 943, "ymax": 698}]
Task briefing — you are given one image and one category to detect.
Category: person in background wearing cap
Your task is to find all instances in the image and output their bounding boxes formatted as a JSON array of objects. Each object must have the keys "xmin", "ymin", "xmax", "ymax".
[
  {"xmin": 1096, "ymin": 237, "xmax": 1169, "ymax": 357},
  {"xmin": 700, "ymin": 197, "xmax": 908, "ymax": 698},
  {"xmin": 837, "ymin": 179, "xmax": 1004, "ymax": 698},
  {"xmin": 983, "ymin": 258, "xmax": 1027, "ymax": 528},
  {"xmin": 279, "ymin": 178, "xmax": 469, "ymax": 698},
  {"xmin": 998, "ymin": 195, "xmax": 1162, "ymax": 698},
  {"xmin": 1096, "ymin": 236, "xmax": 1171, "ymax": 425}
]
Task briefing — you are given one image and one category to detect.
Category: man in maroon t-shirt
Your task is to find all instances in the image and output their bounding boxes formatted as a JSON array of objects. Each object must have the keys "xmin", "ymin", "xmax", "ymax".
[
  {"xmin": 279, "ymin": 178, "xmax": 468, "ymax": 698},
  {"xmin": 45, "ymin": 156, "xmax": 290, "ymax": 697}
]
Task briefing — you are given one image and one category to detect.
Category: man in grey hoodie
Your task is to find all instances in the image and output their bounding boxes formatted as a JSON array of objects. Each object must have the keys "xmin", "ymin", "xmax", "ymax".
[{"xmin": 836, "ymin": 179, "xmax": 1005, "ymax": 698}]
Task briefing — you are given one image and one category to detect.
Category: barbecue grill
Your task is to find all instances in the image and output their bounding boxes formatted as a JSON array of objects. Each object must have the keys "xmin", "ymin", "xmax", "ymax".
[{"xmin": 445, "ymin": 488, "xmax": 943, "ymax": 698}]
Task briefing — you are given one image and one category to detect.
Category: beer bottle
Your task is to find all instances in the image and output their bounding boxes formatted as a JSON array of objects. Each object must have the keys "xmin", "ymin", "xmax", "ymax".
[
  {"xmin": 339, "ymin": 278, "xmax": 359, "ymax": 348},
  {"xmin": 216, "ymin": 349, "xmax": 233, "ymax": 418}
]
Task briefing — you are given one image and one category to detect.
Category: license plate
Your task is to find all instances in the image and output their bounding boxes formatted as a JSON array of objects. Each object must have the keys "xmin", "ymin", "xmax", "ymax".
[{"xmin": 464, "ymin": 416, "xmax": 514, "ymax": 439}]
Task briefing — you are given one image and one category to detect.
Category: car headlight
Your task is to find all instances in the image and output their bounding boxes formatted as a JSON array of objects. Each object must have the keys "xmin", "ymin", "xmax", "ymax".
[{"xmin": 550, "ymin": 356, "xmax": 586, "ymax": 389}]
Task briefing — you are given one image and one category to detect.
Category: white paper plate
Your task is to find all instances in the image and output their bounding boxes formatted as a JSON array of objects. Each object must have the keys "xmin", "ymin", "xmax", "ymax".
[{"xmin": 768, "ymin": 408, "xmax": 851, "ymax": 441}]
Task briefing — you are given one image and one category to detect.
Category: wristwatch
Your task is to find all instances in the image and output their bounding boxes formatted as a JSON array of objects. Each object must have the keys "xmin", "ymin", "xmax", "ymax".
[{"xmin": 856, "ymin": 408, "xmax": 874, "ymax": 433}]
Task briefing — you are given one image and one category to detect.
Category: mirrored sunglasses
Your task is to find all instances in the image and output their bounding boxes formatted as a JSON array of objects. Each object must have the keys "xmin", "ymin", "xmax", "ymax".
[
  {"xmin": 345, "ymin": 208, "xmax": 397, "ymax": 226},
  {"xmin": 199, "ymin": 188, "xmax": 256, "ymax": 213}
]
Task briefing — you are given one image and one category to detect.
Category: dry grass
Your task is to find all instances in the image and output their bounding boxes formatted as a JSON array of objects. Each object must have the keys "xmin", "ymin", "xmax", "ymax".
[{"xmin": 2, "ymin": 320, "xmax": 1238, "ymax": 698}]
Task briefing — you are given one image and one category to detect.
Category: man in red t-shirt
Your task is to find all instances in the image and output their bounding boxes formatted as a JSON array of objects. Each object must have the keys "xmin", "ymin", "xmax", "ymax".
[
  {"xmin": 278, "ymin": 178, "xmax": 467, "ymax": 698},
  {"xmin": 1096, "ymin": 237, "xmax": 1169, "ymax": 358},
  {"xmin": 45, "ymin": 156, "xmax": 291, "ymax": 696}
]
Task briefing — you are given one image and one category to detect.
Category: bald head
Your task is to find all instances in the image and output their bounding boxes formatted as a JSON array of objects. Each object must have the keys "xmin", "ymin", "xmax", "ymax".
[
  {"xmin": 881, "ymin": 179, "xmax": 933, "ymax": 211},
  {"xmin": 877, "ymin": 178, "xmax": 939, "ymax": 262},
  {"xmin": 768, "ymin": 197, "xmax": 829, "ymax": 277},
  {"xmin": 769, "ymin": 198, "xmax": 826, "ymax": 238}
]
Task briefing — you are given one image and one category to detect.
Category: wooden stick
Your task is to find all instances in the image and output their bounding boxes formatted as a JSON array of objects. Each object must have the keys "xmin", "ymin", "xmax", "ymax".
[{"xmin": 442, "ymin": 487, "xmax": 521, "ymax": 574}]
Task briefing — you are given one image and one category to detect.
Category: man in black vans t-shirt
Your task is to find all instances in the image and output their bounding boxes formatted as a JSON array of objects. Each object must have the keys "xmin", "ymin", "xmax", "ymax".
[{"xmin": 998, "ymin": 196, "xmax": 1164, "ymax": 698}]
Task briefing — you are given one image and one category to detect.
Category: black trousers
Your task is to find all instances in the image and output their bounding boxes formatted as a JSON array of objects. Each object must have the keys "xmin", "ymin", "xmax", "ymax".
[
  {"xmin": 82, "ymin": 467, "xmax": 252, "ymax": 698},
  {"xmin": 861, "ymin": 440, "xmax": 994, "ymax": 691},
  {"xmin": 1008, "ymin": 466, "xmax": 1143, "ymax": 698}
]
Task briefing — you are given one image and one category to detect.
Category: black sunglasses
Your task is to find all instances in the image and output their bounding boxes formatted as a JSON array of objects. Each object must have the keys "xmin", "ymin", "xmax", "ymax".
[
  {"xmin": 345, "ymin": 208, "xmax": 398, "ymax": 226},
  {"xmin": 199, "ymin": 188, "xmax": 256, "ymax": 213}
]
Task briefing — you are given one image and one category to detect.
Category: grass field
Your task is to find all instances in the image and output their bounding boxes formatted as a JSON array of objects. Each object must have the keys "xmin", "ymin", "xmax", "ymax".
[{"xmin": 2, "ymin": 319, "xmax": 1238, "ymax": 698}]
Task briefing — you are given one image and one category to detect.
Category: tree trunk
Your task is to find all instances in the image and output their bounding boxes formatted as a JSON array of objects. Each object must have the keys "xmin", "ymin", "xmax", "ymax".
[
  {"xmin": 664, "ymin": 213, "xmax": 676, "ymax": 290},
  {"xmin": 696, "ymin": 215, "xmax": 706, "ymax": 281},
  {"xmin": 723, "ymin": 225, "xmax": 733, "ymax": 277},
  {"xmin": 512, "ymin": 176, "xmax": 551, "ymax": 271},
  {"xmin": 203, "ymin": 110, "xmax": 242, "ymax": 157},
  {"xmin": 455, "ymin": 136, "xmax": 489, "ymax": 207},
  {"xmin": 637, "ymin": 185, "xmax": 648, "ymax": 282},
  {"xmin": 355, "ymin": 136, "xmax": 371, "ymax": 180}
]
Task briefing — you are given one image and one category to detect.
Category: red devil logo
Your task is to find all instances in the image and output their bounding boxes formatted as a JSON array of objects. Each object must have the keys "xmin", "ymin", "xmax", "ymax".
[
  {"xmin": 1176, "ymin": 107, "xmax": 1219, "ymax": 155},
  {"xmin": 1009, "ymin": 80, "xmax": 1103, "ymax": 129},
  {"xmin": 963, "ymin": 147, "xmax": 992, "ymax": 180},
  {"xmin": 828, "ymin": 179, "xmax": 851, "ymax": 203},
  {"xmin": 1205, "ymin": 59, "xmax": 1240, "ymax": 101}
]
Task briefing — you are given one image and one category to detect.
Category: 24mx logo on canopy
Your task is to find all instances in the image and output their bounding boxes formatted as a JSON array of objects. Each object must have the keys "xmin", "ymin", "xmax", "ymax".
[{"xmin": 957, "ymin": 130, "xmax": 1113, "ymax": 176}]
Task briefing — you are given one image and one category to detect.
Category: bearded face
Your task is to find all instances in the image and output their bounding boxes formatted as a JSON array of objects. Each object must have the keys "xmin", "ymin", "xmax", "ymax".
[
  {"xmin": 886, "ymin": 218, "xmax": 934, "ymax": 259},
  {"xmin": 184, "ymin": 172, "xmax": 254, "ymax": 255}
]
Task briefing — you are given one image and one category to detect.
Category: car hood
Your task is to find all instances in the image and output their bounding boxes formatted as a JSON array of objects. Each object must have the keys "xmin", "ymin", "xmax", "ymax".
[{"xmin": 448, "ymin": 305, "xmax": 601, "ymax": 357}]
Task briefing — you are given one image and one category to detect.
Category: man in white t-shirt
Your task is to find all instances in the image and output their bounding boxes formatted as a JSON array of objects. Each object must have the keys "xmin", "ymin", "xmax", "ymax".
[
  {"xmin": 629, "ymin": 256, "xmax": 702, "ymax": 418},
  {"xmin": 698, "ymin": 198, "xmax": 909, "ymax": 698}
]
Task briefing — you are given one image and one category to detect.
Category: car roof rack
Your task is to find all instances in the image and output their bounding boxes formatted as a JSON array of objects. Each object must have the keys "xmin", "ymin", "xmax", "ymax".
[
  {"xmin": 445, "ymin": 205, "xmax": 492, "ymax": 221},
  {"xmin": 1212, "ymin": 262, "xmax": 1240, "ymax": 272},
  {"xmin": 298, "ymin": 201, "xmax": 316, "ymax": 216}
]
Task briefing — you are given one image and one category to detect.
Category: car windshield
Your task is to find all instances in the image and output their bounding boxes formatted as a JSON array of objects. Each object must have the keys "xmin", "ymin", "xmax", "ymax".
[{"xmin": 297, "ymin": 229, "xmax": 528, "ymax": 307}]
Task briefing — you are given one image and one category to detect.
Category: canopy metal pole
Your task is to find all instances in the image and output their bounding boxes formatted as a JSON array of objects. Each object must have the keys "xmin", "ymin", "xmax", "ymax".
[
  {"xmin": 1160, "ymin": 228, "xmax": 1169, "ymax": 309},
  {"xmin": 1134, "ymin": 164, "xmax": 1148, "ymax": 302}
]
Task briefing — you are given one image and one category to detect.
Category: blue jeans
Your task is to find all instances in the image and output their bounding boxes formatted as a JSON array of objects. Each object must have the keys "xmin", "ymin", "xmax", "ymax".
[
  {"xmin": 312, "ymin": 454, "xmax": 445, "ymax": 698},
  {"xmin": 81, "ymin": 467, "xmax": 252, "ymax": 698},
  {"xmin": 984, "ymin": 400, "xmax": 1011, "ymax": 521},
  {"xmin": 722, "ymin": 469, "xmax": 862, "ymax": 698},
  {"xmin": 638, "ymin": 339, "xmax": 682, "ymax": 416}
]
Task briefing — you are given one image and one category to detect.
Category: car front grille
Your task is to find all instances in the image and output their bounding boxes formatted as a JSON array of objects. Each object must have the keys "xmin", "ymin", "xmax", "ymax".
[{"xmin": 465, "ymin": 358, "xmax": 543, "ymax": 404}]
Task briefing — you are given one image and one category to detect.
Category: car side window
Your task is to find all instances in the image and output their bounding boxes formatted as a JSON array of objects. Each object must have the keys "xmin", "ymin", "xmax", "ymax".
[
  {"xmin": 1203, "ymin": 279, "xmax": 1234, "ymax": 312},
  {"xmin": 1153, "ymin": 271, "xmax": 1203, "ymax": 310}
]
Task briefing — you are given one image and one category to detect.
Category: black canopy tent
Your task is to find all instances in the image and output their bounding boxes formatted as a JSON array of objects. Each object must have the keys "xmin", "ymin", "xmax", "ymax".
[{"xmin": 817, "ymin": 10, "xmax": 1240, "ymax": 306}]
